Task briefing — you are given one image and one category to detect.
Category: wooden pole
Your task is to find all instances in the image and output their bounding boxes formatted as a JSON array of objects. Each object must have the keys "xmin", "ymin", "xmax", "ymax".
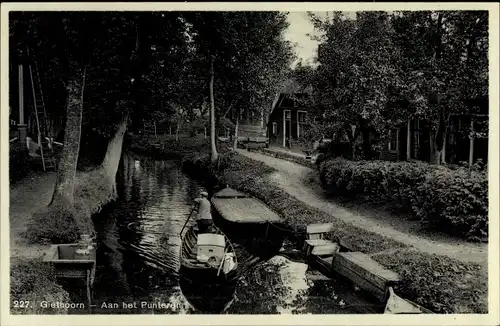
[
  {"xmin": 469, "ymin": 117, "xmax": 474, "ymax": 167},
  {"xmin": 282, "ymin": 110, "xmax": 286, "ymax": 148},
  {"xmin": 18, "ymin": 65, "xmax": 24, "ymax": 125},
  {"xmin": 406, "ymin": 119, "xmax": 411, "ymax": 161},
  {"xmin": 18, "ymin": 64, "xmax": 28, "ymax": 144}
]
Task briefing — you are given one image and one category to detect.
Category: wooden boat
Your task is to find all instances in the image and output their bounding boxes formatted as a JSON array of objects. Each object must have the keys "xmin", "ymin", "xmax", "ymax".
[
  {"xmin": 211, "ymin": 187, "xmax": 286, "ymax": 259},
  {"xmin": 178, "ymin": 224, "xmax": 239, "ymax": 313},
  {"xmin": 179, "ymin": 224, "xmax": 239, "ymax": 283},
  {"xmin": 384, "ymin": 287, "xmax": 433, "ymax": 314}
]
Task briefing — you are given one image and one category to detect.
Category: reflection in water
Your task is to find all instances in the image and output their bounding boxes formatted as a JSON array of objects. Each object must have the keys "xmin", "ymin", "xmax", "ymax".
[{"xmin": 87, "ymin": 154, "xmax": 358, "ymax": 315}]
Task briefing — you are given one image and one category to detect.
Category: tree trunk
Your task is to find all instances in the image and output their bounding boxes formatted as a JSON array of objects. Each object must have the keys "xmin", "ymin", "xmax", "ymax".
[
  {"xmin": 175, "ymin": 119, "xmax": 181, "ymax": 142},
  {"xmin": 233, "ymin": 116, "xmax": 239, "ymax": 150},
  {"xmin": 431, "ymin": 111, "xmax": 447, "ymax": 165},
  {"xmin": 50, "ymin": 67, "xmax": 86, "ymax": 206},
  {"xmin": 360, "ymin": 120, "xmax": 372, "ymax": 159},
  {"xmin": 101, "ymin": 113, "xmax": 129, "ymax": 198},
  {"xmin": 209, "ymin": 56, "xmax": 218, "ymax": 163}
]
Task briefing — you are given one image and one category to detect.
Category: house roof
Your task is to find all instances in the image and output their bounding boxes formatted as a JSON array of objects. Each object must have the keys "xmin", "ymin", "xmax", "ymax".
[{"xmin": 268, "ymin": 78, "xmax": 312, "ymax": 118}]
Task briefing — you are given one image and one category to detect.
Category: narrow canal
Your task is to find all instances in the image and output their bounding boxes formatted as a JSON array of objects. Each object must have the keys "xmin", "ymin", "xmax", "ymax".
[{"xmin": 78, "ymin": 154, "xmax": 372, "ymax": 314}]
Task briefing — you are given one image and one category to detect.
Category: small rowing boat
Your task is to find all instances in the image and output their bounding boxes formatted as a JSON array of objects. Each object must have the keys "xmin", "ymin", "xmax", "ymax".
[
  {"xmin": 384, "ymin": 287, "xmax": 433, "ymax": 314},
  {"xmin": 179, "ymin": 224, "xmax": 239, "ymax": 313}
]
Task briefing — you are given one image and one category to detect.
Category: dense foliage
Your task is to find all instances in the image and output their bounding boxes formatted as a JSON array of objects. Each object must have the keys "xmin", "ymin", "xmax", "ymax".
[
  {"xmin": 9, "ymin": 11, "xmax": 294, "ymax": 164},
  {"xmin": 300, "ymin": 11, "xmax": 488, "ymax": 163},
  {"xmin": 319, "ymin": 158, "xmax": 488, "ymax": 241}
]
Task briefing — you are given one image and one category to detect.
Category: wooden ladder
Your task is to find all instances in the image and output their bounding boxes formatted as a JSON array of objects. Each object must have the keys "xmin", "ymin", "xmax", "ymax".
[{"xmin": 29, "ymin": 59, "xmax": 55, "ymax": 172}]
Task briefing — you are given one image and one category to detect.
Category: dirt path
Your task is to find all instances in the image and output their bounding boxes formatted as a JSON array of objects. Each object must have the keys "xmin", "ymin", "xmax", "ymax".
[
  {"xmin": 10, "ymin": 171, "xmax": 56, "ymax": 259},
  {"xmin": 236, "ymin": 149, "xmax": 488, "ymax": 266}
]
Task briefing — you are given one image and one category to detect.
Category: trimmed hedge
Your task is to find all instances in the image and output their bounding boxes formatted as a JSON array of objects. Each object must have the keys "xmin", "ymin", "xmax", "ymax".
[{"xmin": 319, "ymin": 158, "xmax": 488, "ymax": 241}]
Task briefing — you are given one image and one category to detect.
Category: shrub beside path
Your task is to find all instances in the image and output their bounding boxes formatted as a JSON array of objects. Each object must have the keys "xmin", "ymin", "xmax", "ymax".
[{"xmin": 236, "ymin": 149, "xmax": 487, "ymax": 267}]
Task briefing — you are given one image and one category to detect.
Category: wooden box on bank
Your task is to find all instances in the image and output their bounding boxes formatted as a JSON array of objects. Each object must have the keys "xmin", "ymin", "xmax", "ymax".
[
  {"xmin": 303, "ymin": 239, "xmax": 339, "ymax": 257},
  {"xmin": 332, "ymin": 252, "xmax": 400, "ymax": 302},
  {"xmin": 43, "ymin": 244, "xmax": 96, "ymax": 280},
  {"xmin": 306, "ymin": 223, "xmax": 333, "ymax": 240}
]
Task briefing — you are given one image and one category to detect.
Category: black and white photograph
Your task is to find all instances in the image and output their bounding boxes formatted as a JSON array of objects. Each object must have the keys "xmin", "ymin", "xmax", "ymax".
[{"xmin": 1, "ymin": 2, "xmax": 499, "ymax": 325}]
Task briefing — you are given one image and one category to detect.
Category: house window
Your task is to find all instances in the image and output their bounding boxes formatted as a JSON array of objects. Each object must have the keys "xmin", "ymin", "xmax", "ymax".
[
  {"xmin": 284, "ymin": 110, "xmax": 291, "ymax": 120},
  {"xmin": 272, "ymin": 122, "xmax": 277, "ymax": 135},
  {"xmin": 411, "ymin": 119, "xmax": 420, "ymax": 159},
  {"xmin": 298, "ymin": 111, "xmax": 307, "ymax": 123},
  {"xmin": 388, "ymin": 129, "xmax": 398, "ymax": 151}
]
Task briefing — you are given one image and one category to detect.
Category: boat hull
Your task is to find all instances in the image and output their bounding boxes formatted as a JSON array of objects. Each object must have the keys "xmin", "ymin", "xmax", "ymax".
[
  {"xmin": 210, "ymin": 188, "xmax": 286, "ymax": 259},
  {"xmin": 179, "ymin": 275, "xmax": 236, "ymax": 313}
]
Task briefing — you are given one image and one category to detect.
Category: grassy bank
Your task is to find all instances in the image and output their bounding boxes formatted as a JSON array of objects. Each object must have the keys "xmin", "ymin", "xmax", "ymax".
[
  {"xmin": 23, "ymin": 168, "xmax": 115, "ymax": 244},
  {"xmin": 182, "ymin": 151, "xmax": 488, "ymax": 314},
  {"xmin": 12, "ymin": 167, "xmax": 119, "ymax": 312},
  {"xmin": 10, "ymin": 258, "xmax": 70, "ymax": 314},
  {"xmin": 126, "ymin": 133, "xmax": 211, "ymax": 159}
]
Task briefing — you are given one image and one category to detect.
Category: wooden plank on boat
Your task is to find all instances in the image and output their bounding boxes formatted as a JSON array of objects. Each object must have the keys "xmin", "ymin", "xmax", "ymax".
[
  {"xmin": 334, "ymin": 262, "xmax": 387, "ymax": 302},
  {"xmin": 303, "ymin": 239, "xmax": 339, "ymax": 257},
  {"xmin": 213, "ymin": 187, "xmax": 249, "ymax": 199},
  {"xmin": 314, "ymin": 256, "xmax": 334, "ymax": 275},
  {"xmin": 307, "ymin": 223, "xmax": 334, "ymax": 240},
  {"xmin": 303, "ymin": 239, "xmax": 330, "ymax": 257},
  {"xmin": 332, "ymin": 252, "xmax": 400, "ymax": 298},
  {"xmin": 211, "ymin": 196, "xmax": 282, "ymax": 224},
  {"xmin": 312, "ymin": 242, "xmax": 340, "ymax": 256},
  {"xmin": 306, "ymin": 269, "xmax": 331, "ymax": 281}
]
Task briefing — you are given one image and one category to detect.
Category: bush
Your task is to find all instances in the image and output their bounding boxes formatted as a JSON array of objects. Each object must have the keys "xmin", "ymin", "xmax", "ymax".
[
  {"xmin": 372, "ymin": 250, "xmax": 488, "ymax": 314},
  {"xmin": 11, "ymin": 258, "xmax": 70, "ymax": 314},
  {"xmin": 319, "ymin": 158, "xmax": 488, "ymax": 241},
  {"xmin": 415, "ymin": 168, "xmax": 488, "ymax": 241},
  {"xmin": 23, "ymin": 168, "xmax": 115, "ymax": 245},
  {"xmin": 24, "ymin": 204, "xmax": 81, "ymax": 244}
]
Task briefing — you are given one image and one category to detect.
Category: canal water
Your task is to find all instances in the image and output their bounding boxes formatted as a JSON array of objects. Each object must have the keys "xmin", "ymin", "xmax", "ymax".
[{"xmin": 81, "ymin": 154, "xmax": 370, "ymax": 314}]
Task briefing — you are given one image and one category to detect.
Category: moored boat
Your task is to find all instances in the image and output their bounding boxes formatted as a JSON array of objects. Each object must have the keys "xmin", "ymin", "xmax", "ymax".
[
  {"xmin": 178, "ymin": 224, "xmax": 239, "ymax": 313},
  {"xmin": 384, "ymin": 287, "xmax": 433, "ymax": 314},
  {"xmin": 211, "ymin": 187, "xmax": 286, "ymax": 259}
]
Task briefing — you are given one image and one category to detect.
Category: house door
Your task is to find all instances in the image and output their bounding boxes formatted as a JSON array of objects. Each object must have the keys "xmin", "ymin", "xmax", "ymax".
[{"xmin": 284, "ymin": 110, "xmax": 291, "ymax": 147}]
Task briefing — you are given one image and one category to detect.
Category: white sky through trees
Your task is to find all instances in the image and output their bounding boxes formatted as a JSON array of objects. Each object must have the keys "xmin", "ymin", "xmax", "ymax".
[{"xmin": 285, "ymin": 11, "xmax": 356, "ymax": 67}]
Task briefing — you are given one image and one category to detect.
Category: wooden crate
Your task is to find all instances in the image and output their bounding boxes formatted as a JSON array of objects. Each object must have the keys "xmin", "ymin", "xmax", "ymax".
[
  {"xmin": 44, "ymin": 244, "xmax": 96, "ymax": 312},
  {"xmin": 332, "ymin": 252, "xmax": 400, "ymax": 302},
  {"xmin": 44, "ymin": 244, "xmax": 96, "ymax": 281},
  {"xmin": 306, "ymin": 223, "xmax": 333, "ymax": 240},
  {"xmin": 303, "ymin": 239, "xmax": 339, "ymax": 257}
]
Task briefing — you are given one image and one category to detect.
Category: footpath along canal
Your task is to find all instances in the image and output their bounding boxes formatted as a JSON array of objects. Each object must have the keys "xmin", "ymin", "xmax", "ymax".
[{"xmin": 58, "ymin": 153, "xmax": 380, "ymax": 314}]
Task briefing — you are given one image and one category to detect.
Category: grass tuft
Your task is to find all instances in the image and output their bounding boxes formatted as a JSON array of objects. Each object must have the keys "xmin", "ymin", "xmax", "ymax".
[{"xmin": 10, "ymin": 258, "xmax": 71, "ymax": 315}]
